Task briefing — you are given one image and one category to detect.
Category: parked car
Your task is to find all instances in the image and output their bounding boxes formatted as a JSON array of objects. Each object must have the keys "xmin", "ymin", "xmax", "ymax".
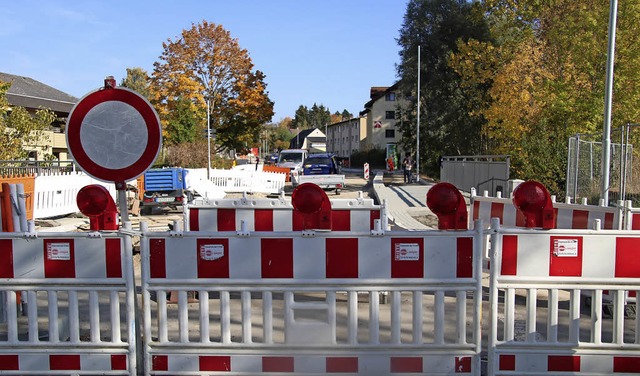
[
  {"xmin": 277, "ymin": 149, "xmax": 308, "ymax": 177},
  {"xmin": 267, "ymin": 153, "xmax": 279, "ymax": 164},
  {"xmin": 302, "ymin": 153, "xmax": 341, "ymax": 175}
]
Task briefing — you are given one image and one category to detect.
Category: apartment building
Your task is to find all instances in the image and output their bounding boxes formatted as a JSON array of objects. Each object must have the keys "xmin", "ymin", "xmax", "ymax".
[
  {"xmin": 1, "ymin": 72, "xmax": 77, "ymax": 160},
  {"xmin": 325, "ymin": 117, "xmax": 366, "ymax": 160},
  {"xmin": 325, "ymin": 83, "xmax": 409, "ymax": 166}
]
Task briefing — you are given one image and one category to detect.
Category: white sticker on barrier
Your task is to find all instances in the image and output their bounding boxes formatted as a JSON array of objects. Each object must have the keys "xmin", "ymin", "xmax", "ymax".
[
  {"xmin": 395, "ymin": 243, "xmax": 420, "ymax": 261},
  {"xmin": 553, "ymin": 238, "xmax": 578, "ymax": 257},
  {"xmin": 46, "ymin": 242, "xmax": 71, "ymax": 260},
  {"xmin": 200, "ymin": 244, "xmax": 224, "ymax": 260}
]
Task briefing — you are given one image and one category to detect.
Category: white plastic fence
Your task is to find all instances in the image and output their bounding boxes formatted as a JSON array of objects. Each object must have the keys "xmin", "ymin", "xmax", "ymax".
[
  {"xmin": 33, "ymin": 171, "xmax": 118, "ymax": 219},
  {"xmin": 207, "ymin": 168, "xmax": 286, "ymax": 194},
  {"xmin": 0, "ymin": 228, "xmax": 137, "ymax": 375},
  {"xmin": 139, "ymin": 222, "xmax": 484, "ymax": 375},
  {"xmin": 488, "ymin": 219, "xmax": 640, "ymax": 375}
]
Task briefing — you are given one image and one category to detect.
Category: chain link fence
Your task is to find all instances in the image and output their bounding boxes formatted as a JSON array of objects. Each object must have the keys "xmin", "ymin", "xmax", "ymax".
[{"xmin": 566, "ymin": 134, "xmax": 637, "ymax": 205}]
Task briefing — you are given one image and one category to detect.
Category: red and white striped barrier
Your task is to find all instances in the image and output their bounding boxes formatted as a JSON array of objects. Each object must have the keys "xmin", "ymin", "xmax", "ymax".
[
  {"xmin": 0, "ymin": 353, "xmax": 130, "ymax": 373},
  {"xmin": 140, "ymin": 226, "xmax": 484, "ymax": 376},
  {"xmin": 470, "ymin": 189, "xmax": 622, "ymax": 230},
  {"xmin": 149, "ymin": 353, "xmax": 474, "ymax": 374},
  {"xmin": 495, "ymin": 353, "xmax": 640, "ymax": 374},
  {"xmin": 0, "ymin": 230, "xmax": 136, "ymax": 375},
  {"xmin": 623, "ymin": 200, "xmax": 640, "ymax": 230},
  {"xmin": 488, "ymin": 221, "xmax": 640, "ymax": 376},
  {"xmin": 146, "ymin": 233, "xmax": 475, "ymax": 280},
  {"xmin": 187, "ymin": 195, "xmax": 383, "ymax": 232},
  {"xmin": 494, "ymin": 230, "xmax": 640, "ymax": 279}
]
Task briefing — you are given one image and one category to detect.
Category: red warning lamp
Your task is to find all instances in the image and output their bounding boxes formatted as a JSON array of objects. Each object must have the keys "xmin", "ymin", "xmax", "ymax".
[
  {"xmin": 512, "ymin": 180, "xmax": 555, "ymax": 229},
  {"xmin": 426, "ymin": 182, "xmax": 468, "ymax": 230},
  {"xmin": 292, "ymin": 183, "xmax": 332, "ymax": 230},
  {"xmin": 77, "ymin": 184, "xmax": 119, "ymax": 231}
]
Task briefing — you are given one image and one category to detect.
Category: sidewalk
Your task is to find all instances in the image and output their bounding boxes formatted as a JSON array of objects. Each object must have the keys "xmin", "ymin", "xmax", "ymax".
[{"xmin": 371, "ymin": 170, "xmax": 437, "ymax": 230}]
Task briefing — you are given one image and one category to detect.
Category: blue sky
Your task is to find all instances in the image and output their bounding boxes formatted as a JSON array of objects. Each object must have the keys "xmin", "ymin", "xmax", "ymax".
[{"xmin": 1, "ymin": 1, "xmax": 408, "ymax": 121}]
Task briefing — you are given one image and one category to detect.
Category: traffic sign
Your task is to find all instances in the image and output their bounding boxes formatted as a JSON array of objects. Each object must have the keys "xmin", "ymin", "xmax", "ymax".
[{"xmin": 66, "ymin": 86, "xmax": 162, "ymax": 184}]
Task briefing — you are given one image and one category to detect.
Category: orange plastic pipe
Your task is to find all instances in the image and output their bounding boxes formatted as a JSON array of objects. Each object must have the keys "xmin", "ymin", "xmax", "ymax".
[{"xmin": 1, "ymin": 183, "xmax": 14, "ymax": 232}]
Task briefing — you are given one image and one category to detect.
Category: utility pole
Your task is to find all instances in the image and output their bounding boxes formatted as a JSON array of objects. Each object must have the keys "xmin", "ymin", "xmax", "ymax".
[{"xmin": 416, "ymin": 44, "xmax": 421, "ymax": 178}]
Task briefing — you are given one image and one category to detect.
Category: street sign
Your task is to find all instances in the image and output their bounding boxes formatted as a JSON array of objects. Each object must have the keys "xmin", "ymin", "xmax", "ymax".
[{"xmin": 66, "ymin": 86, "xmax": 162, "ymax": 184}]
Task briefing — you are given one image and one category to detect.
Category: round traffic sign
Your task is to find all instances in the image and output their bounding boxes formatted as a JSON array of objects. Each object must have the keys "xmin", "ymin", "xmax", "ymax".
[{"xmin": 66, "ymin": 87, "xmax": 162, "ymax": 183}]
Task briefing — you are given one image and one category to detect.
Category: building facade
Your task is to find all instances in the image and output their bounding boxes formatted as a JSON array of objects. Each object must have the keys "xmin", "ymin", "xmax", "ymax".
[
  {"xmin": 325, "ymin": 83, "xmax": 409, "ymax": 166},
  {"xmin": 360, "ymin": 83, "xmax": 409, "ymax": 166},
  {"xmin": 325, "ymin": 117, "xmax": 366, "ymax": 161}
]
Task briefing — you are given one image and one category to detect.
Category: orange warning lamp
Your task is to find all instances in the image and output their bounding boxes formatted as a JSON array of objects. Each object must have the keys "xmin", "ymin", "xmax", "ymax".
[
  {"xmin": 512, "ymin": 180, "xmax": 555, "ymax": 229},
  {"xmin": 292, "ymin": 183, "xmax": 332, "ymax": 230},
  {"xmin": 426, "ymin": 182, "xmax": 468, "ymax": 230},
  {"xmin": 77, "ymin": 184, "xmax": 119, "ymax": 231}
]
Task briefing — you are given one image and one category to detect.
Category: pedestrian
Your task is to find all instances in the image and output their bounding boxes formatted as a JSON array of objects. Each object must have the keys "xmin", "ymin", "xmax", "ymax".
[
  {"xmin": 387, "ymin": 156, "xmax": 395, "ymax": 172},
  {"xmin": 402, "ymin": 153, "xmax": 414, "ymax": 184}
]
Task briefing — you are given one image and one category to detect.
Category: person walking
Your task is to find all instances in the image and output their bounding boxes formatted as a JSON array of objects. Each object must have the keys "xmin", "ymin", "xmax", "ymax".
[{"xmin": 402, "ymin": 153, "xmax": 414, "ymax": 184}]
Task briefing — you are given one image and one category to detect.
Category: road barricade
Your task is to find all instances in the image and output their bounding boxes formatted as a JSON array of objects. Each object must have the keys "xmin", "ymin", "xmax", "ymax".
[
  {"xmin": 0, "ymin": 229, "xmax": 137, "ymax": 375},
  {"xmin": 623, "ymin": 200, "xmax": 640, "ymax": 230},
  {"xmin": 487, "ymin": 219, "xmax": 640, "ymax": 375},
  {"xmin": 186, "ymin": 193, "xmax": 382, "ymax": 232},
  {"xmin": 470, "ymin": 189, "xmax": 623, "ymax": 270},
  {"xmin": 139, "ymin": 222, "xmax": 484, "ymax": 375},
  {"xmin": 470, "ymin": 188, "xmax": 622, "ymax": 230}
]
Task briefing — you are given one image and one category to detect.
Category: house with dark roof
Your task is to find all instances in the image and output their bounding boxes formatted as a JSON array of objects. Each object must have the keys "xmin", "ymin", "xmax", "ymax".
[
  {"xmin": 1, "ymin": 72, "xmax": 78, "ymax": 160},
  {"xmin": 289, "ymin": 127, "xmax": 326, "ymax": 152}
]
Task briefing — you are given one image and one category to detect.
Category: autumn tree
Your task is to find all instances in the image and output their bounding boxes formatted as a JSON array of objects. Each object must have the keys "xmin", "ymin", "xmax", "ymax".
[
  {"xmin": 120, "ymin": 67, "xmax": 151, "ymax": 99},
  {"xmin": 450, "ymin": 0, "xmax": 640, "ymax": 195},
  {"xmin": 150, "ymin": 21, "xmax": 274, "ymax": 152},
  {"xmin": 0, "ymin": 81, "xmax": 55, "ymax": 160}
]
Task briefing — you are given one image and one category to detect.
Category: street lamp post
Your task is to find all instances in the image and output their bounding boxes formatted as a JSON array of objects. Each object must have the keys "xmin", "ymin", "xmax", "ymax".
[
  {"xmin": 416, "ymin": 44, "xmax": 421, "ymax": 178},
  {"xmin": 600, "ymin": 0, "xmax": 618, "ymax": 206}
]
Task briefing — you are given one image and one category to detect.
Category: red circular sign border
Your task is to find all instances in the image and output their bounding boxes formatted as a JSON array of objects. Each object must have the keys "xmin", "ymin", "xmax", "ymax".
[{"xmin": 66, "ymin": 87, "xmax": 161, "ymax": 183}]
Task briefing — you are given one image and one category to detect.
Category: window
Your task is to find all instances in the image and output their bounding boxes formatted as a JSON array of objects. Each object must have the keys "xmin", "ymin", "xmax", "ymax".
[
  {"xmin": 385, "ymin": 92, "xmax": 396, "ymax": 101},
  {"xmin": 385, "ymin": 111, "xmax": 396, "ymax": 120},
  {"xmin": 385, "ymin": 129, "xmax": 395, "ymax": 138}
]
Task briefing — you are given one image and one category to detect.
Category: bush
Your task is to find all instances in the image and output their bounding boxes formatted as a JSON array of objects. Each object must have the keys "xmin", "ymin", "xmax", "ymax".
[{"xmin": 350, "ymin": 147, "xmax": 387, "ymax": 169}]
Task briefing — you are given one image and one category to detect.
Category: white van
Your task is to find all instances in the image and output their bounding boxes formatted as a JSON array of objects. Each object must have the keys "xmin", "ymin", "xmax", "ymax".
[{"xmin": 277, "ymin": 149, "xmax": 308, "ymax": 178}]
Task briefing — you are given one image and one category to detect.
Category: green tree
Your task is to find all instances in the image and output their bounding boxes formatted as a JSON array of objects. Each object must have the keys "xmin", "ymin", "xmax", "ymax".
[
  {"xmin": 290, "ymin": 105, "xmax": 309, "ymax": 129},
  {"xmin": 396, "ymin": 0, "xmax": 492, "ymax": 176},
  {"xmin": 0, "ymin": 81, "xmax": 55, "ymax": 160},
  {"xmin": 308, "ymin": 103, "xmax": 331, "ymax": 129},
  {"xmin": 151, "ymin": 20, "xmax": 274, "ymax": 153},
  {"xmin": 164, "ymin": 96, "xmax": 200, "ymax": 145},
  {"xmin": 120, "ymin": 67, "xmax": 151, "ymax": 99}
]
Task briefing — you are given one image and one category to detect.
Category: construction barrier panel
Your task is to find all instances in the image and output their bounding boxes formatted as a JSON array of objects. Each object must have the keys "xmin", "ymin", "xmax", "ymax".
[
  {"xmin": 0, "ymin": 228, "xmax": 137, "ymax": 375},
  {"xmin": 186, "ymin": 194, "xmax": 382, "ymax": 232},
  {"xmin": 139, "ymin": 223, "xmax": 484, "ymax": 375},
  {"xmin": 470, "ymin": 189, "xmax": 622, "ymax": 230},
  {"xmin": 488, "ymin": 219, "xmax": 640, "ymax": 375}
]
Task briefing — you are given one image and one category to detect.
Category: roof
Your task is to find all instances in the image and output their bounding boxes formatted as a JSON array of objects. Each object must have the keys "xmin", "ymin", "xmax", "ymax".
[
  {"xmin": 0, "ymin": 72, "xmax": 78, "ymax": 114},
  {"xmin": 289, "ymin": 128, "xmax": 319, "ymax": 149},
  {"xmin": 362, "ymin": 82, "xmax": 401, "ymax": 112}
]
